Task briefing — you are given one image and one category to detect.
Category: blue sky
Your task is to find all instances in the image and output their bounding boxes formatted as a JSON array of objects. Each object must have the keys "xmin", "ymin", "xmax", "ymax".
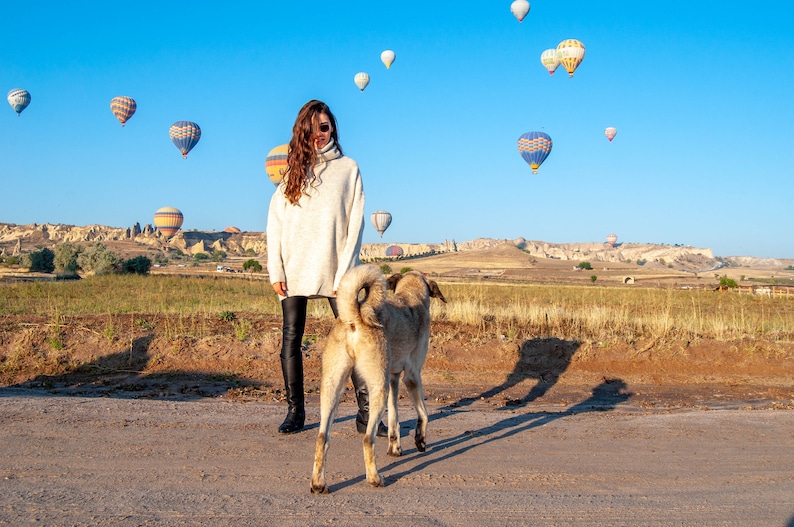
[{"xmin": 1, "ymin": 1, "xmax": 792, "ymax": 258}]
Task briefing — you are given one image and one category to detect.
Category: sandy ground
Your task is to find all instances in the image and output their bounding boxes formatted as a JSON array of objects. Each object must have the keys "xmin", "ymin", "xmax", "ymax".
[{"xmin": 1, "ymin": 388, "xmax": 793, "ymax": 527}]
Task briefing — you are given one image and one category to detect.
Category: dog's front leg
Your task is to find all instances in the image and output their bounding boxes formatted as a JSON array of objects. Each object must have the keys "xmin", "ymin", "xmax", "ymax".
[{"xmin": 310, "ymin": 432, "xmax": 330, "ymax": 494}]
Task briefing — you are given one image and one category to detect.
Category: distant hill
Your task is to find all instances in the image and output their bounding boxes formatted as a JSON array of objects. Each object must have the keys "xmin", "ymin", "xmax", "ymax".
[{"xmin": 1, "ymin": 222, "xmax": 791, "ymax": 272}]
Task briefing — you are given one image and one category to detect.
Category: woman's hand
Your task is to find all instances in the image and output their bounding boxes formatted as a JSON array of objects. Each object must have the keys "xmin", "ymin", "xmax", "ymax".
[{"xmin": 272, "ymin": 282, "xmax": 287, "ymax": 296}]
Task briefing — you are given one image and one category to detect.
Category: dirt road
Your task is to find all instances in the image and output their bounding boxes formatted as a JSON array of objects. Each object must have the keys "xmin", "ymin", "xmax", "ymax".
[{"xmin": 1, "ymin": 387, "xmax": 793, "ymax": 527}]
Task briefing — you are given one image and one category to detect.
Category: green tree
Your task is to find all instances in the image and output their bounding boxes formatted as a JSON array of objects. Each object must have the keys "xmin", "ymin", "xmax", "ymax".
[
  {"xmin": 577, "ymin": 261, "xmax": 592, "ymax": 270},
  {"xmin": 719, "ymin": 276, "xmax": 738, "ymax": 288},
  {"xmin": 194, "ymin": 253, "xmax": 210, "ymax": 261},
  {"xmin": 379, "ymin": 264, "xmax": 393, "ymax": 275},
  {"xmin": 77, "ymin": 243, "xmax": 120, "ymax": 274},
  {"xmin": 28, "ymin": 248, "xmax": 55, "ymax": 273},
  {"xmin": 54, "ymin": 242, "xmax": 81, "ymax": 273},
  {"xmin": 123, "ymin": 256, "xmax": 152, "ymax": 275},
  {"xmin": 243, "ymin": 259, "xmax": 262, "ymax": 273},
  {"xmin": 211, "ymin": 250, "xmax": 227, "ymax": 262}
]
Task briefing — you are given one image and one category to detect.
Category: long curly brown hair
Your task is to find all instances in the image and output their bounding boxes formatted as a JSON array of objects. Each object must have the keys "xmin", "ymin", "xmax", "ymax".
[{"xmin": 283, "ymin": 100, "xmax": 342, "ymax": 205}]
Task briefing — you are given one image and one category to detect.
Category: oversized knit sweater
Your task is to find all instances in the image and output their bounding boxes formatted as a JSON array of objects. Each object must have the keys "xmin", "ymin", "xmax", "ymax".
[{"xmin": 266, "ymin": 139, "xmax": 365, "ymax": 299}]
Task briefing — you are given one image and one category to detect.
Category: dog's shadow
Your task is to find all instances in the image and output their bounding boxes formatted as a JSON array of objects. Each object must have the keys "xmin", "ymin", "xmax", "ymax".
[{"xmin": 449, "ymin": 337, "xmax": 580, "ymax": 409}]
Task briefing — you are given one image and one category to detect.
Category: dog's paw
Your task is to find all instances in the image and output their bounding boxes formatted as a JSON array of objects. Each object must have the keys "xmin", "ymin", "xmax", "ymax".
[
  {"xmin": 415, "ymin": 436, "xmax": 426, "ymax": 452},
  {"xmin": 387, "ymin": 444, "xmax": 402, "ymax": 457},
  {"xmin": 310, "ymin": 483, "xmax": 329, "ymax": 494},
  {"xmin": 368, "ymin": 474, "xmax": 385, "ymax": 487}
]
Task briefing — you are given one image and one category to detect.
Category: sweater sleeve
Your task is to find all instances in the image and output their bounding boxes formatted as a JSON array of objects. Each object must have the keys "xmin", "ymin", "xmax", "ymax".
[
  {"xmin": 266, "ymin": 190, "xmax": 286, "ymax": 285},
  {"xmin": 333, "ymin": 168, "xmax": 365, "ymax": 291}
]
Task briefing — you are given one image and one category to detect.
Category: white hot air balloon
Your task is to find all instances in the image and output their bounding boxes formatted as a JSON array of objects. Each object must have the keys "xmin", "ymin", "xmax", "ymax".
[
  {"xmin": 7, "ymin": 89, "xmax": 31, "ymax": 115},
  {"xmin": 510, "ymin": 0, "xmax": 530, "ymax": 22},
  {"xmin": 380, "ymin": 50, "xmax": 395, "ymax": 69},
  {"xmin": 354, "ymin": 72, "xmax": 370, "ymax": 92},
  {"xmin": 540, "ymin": 49, "xmax": 561, "ymax": 76},
  {"xmin": 606, "ymin": 234, "xmax": 618, "ymax": 247},
  {"xmin": 604, "ymin": 127, "xmax": 617, "ymax": 142},
  {"xmin": 370, "ymin": 210, "xmax": 392, "ymax": 237}
]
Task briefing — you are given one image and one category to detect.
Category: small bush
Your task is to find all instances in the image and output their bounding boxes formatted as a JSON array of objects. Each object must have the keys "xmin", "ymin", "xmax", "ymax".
[
  {"xmin": 380, "ymin": 264, "xmax": 393, "ymax": 275},
  {"xmin": 218, "ymin": 311, "xmax": 237, "ymax": 322},
  {"xmin": 577, "ymin": 261, "xmax": 592, "ymax": 270},
  {"xmin": 719, "ymin": 276, "xmax": 738, "ymax": 288},
  {"xmin": 122, "ymin": 256, "xmax": 152, "ymax": 275},
  {"xmin": 243, "ymin": 259, "xmax": 262, "ymax": 273},
  {"xmin": 590, "ymin": 275, "xmax": 597, "ymax": 283},
  {"xmin": 400, "ymin": 267, "xmax": 413, "ymax": 274}
]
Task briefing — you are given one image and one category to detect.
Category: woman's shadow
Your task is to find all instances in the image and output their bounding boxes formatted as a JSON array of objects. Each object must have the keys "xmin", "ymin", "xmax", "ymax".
[{"xmin": 448, "ymin": 336, "xmax": 580, "ymax": 409}]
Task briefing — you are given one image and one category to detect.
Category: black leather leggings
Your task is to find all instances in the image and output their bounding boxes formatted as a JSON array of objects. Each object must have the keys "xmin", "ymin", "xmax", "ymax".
[{"xmin": 280, "ymin": 296, "xmax": 338, "ymax": 362}]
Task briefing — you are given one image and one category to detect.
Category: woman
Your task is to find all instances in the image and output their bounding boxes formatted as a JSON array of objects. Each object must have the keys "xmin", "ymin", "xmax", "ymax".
[{"xmin": 267, "ymin": 100, "xmax": 385, "ymax": 436}]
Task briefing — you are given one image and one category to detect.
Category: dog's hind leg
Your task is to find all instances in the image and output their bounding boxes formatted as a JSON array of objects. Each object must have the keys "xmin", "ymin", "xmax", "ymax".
[
  {"xmin": 362, "ymin": 381, "xmax": 387, "ymax": 488},
  {"xmin": 403, "ymin": 366, "xmax": 428, "ymax": 453},
  {"xmin": 386, "ymin": 372, "xmax": 403, "ymax": 457},
  {"xmin": 310, "ymin": 346, "xmax": 352, "ymax": 494}
]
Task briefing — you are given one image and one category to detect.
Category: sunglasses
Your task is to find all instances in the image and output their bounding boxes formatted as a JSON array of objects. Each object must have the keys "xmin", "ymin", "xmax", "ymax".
[{"xmin": 317, "ymin": 122, "xmax": 330, "ymax": 133}]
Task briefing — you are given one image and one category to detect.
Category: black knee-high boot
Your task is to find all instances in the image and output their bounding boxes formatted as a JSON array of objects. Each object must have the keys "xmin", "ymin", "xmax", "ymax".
[
  {"xmin": 278, "ymin": 297, "xmax": 307, "ymax": 434},
  {"xmin": 352, "ymin": 369, "xmax": 388, "ymax": 438}
]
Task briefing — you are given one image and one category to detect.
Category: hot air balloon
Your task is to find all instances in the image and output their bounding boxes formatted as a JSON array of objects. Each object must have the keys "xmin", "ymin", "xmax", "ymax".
[
  {"xmin": 154, "ymin": 207, "xmax": 184, "ymax": 238},
  {"xmin": 370, "ymin": 210, "xmax": 392, "ymax": 237},
  {"xmin": 265, "ymin": 143, "xmax": 289, "ymax": 186},
  {"xmin": 110, "ymin": 96, "xmax": 136, "ymax": 127},
  {"xmin": 540, "ymin": 49, "xmax": 560, "ymax": 76},
  {"xmin": 169, "ymin": 121, "xmax": 201, "ymax": 159},
  {"xmin": 354, "ymin": 72, "xmax": 370, "ymax": 92},
  {"xmin": 517, "ymin": 132, "xmax": 552, "ymax": 174},
  {"xmin": 385, "ymin": 245, "xmax": 404, "ymax": 257},
  {"xmin": 510, "ymin": 0, "xmax": 530, "ymax": 22},
  {"xmin": 224, "ymin": 226, "xmax": 241, "ymax": 233},
  {"xmin": 606, "ymin": 234, "xmax": 618, "ymax": 247},
  {"xmin": 604, "ymin": 127, "xmax": 617, "ymax": 142},
  {"xmin": 7, "ymin": 89, "xmax": 31, "ymax": 115},
  {"xmin": 556, "ymin": 39, "xmax": 586, "ymax": 77},
  {"xmin": 380, "ymin": 50, "xmax": 395, "ymax": 69}
]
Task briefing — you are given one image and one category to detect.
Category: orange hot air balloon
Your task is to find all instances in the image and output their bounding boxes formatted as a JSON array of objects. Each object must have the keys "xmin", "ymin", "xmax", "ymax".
[
  {"xmin": 110, "ymin": 96, "xmax": 136, "ymax": 126},
  {"xmin": 154, "ymin": 207, "xmax": 184, "ymax": 238},
  {"xmin": 224, "ymin": 226, "xmax": 241, "ymax": 233}
]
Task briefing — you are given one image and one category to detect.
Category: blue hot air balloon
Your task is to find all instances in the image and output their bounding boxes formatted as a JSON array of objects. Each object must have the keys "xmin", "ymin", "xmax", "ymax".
[
  {"xmin": 169, "ymin": 121, "xmax": 201, "ymax": 158},
  {"xmin": 7, "ymin": 89, "xmax": 31, "ymax": 115},
  {"xmin": 517, "ymin": 132, "xmax": 552, "ymax": 174}
]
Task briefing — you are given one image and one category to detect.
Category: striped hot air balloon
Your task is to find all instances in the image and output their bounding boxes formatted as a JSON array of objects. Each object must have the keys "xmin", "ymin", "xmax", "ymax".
[
  {"xmin": 540, "ymin": 49, "xmax": 560, "ymax": 76},
  {"xmin": 224, "ymin": 226, "xmax": 241, "ymax": 233},
  {"xmin": 370, "ymin": 210, "xmax": 392, "ymax": 237},
  {"xmin": 169, "ymin": 121, "xmax": 201, "ymax": 158},
  {"xmin": 265, "ymin": 144, "xmax": 289, "ymax": 186},
  {"xmin": 385, "ymin": 245, "xmax": 403, "ymax": 257},
  {"xmin": 354, "ymin": 72, "xmax": 370, "ymax": 92},
  {"xmin": 556, "ymin": 39, "xmax": 586, "ymax": 77},
  {"xmin": 606, "ymin": 234, "xmax": 618, "ymax": 247},
  {"xmin": 604, "ymin": 127, "xmax": 617, "ymax": 142},
  {"xmin": 110, "ymin": 96, "xmax": 137, "ymax": 126},
  {"xmin": 7, "ymin": 89, "xmax": 31, "ymax": 115},
  {"xmin": 154, "ymin": 207, "xmax": 184, "ymax": 238},
  {"xmin": 517, "ymin": 132, "xmax": 553, "ymax": 174}
]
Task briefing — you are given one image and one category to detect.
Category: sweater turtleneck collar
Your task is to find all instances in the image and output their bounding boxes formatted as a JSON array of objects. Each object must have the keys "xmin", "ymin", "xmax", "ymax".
[{"xmin": 316, "ymin": 138, "xmax": 341, "ymax": 164}]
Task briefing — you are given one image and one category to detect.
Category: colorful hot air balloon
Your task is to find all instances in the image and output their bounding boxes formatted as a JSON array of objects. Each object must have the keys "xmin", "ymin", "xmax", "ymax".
[
  {"xmin": 517, "ymin": 132, "xmax": 552, "ymax": 174},
  {"xmin": 385, "ymin": 245, "xmax": 404, "ymax": 257},
  {"xmin": 556, "ymin": 39, "xmax": 586, "ymax": 77},
  {"xmin": 370, "ymin": 210, "xmax": 392, "ymax": 237},
  {"xmin": 7, "ymin": 89, "xmax": 31, "ymax": 115},
  {"xmin": 510, "ymin": 0, "xmax": 530, "ymax": 22},
  {"xmin": 224, "ymin": 226, "xmax": 241, "ymax": 233},
  {"xmin": 606, "ymin": 234, "xmax": 618, "ymax": 247},
  {"xmin": 110, "ymin": 96, "xmax": 136, "ymax": 127},
  {"xmin": 265, "ymin": 143, "xmax": 289, "ymax": 186},
  {"xmin": 540, "ymin": 49, "xmax": 560, "ymax": 76},
  {"xmin": 354, "ymin": 72, "xmax": 370, "ymax": 92},
  {"xmin": 604, "ymin": 127, "xmax": 617, "ymax": 142},
  {"xmin": 169, "ymin": 121, "xmax": 201, "ymax": 158},
  {"xmin": 380, "ymin": 50, "xmax": 395, "ymax": 69},
  {"xmin": 154, "ymin": 207, "xmax": 184, "ymax": 238}
]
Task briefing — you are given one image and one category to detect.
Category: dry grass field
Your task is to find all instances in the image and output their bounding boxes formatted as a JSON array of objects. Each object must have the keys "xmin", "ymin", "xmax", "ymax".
[{"xmin": 2, "ymin": 244, "xmax": 793, "ymax": 409}]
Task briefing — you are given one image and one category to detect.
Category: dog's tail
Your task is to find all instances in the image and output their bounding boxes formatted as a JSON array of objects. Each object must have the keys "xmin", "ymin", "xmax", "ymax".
[{"xmin": 336, "ymin": 264, "xmax": 387, "ymax": 328}]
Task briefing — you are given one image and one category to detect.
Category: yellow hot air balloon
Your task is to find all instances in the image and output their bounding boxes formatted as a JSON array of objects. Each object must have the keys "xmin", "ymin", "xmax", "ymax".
[
  {"xmin": 265, "ymin": 143, "xmax": 289, "ymax": 186},
  {"xmin": 224, "ymin": 226, "xmax": 241, "ymax": 233},
  {"xmin": 153, "ymin": 207, "xmax": 184, "ymax": 239},
  {"xmin": 380, "ymin": 50, "xmax": 395, "ymax": 69},
  {"xmin": 556, "ymin": 39, "xmax": 586, "ymax": 77}
]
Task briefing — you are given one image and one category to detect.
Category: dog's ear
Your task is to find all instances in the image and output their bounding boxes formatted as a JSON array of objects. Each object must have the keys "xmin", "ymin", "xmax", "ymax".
[
  {"xmin": 387, "ymin": 273, "xmax": 403, "ymax": 291},
  {"xmin": 427, "ymin": 279, "xmax": 447, "ymax": 303}
]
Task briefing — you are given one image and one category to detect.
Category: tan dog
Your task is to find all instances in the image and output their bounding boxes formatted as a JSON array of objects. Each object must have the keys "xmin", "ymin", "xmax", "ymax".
[{"xmin": 310, "ymin": 264, "xmax": 447, "ymax": 493}]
